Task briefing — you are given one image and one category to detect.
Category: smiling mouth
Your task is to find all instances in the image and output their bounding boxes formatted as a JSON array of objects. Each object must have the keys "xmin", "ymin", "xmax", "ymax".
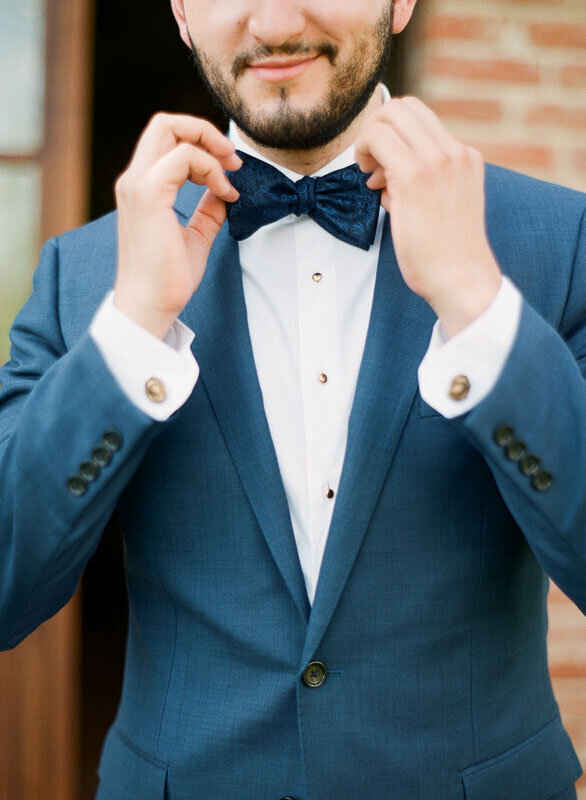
[{"xmin": 247, "ymin": 55, "xmax": 320, "ymax": 82}]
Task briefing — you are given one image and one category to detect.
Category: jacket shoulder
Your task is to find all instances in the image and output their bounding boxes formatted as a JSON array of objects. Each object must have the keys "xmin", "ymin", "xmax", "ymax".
[{"xmin": 485, "ymin": 163, "xmax": 585, "ymax": 226}]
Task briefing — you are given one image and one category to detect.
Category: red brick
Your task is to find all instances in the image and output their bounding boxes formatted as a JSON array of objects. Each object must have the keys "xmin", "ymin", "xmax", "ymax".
[
  {"xmin": 430, "ymin": 57, "xmax": 540, "ymax": 84},
  {"xmin": 422, "ymin": 16, "xmax": 499, "ymax": 42},
  {"xmin": 475, "ymin": 143, "xmax": 554, "ymax": 168},
  {"xmin": 560, "ymin": 65, "xmax": 586, "ymax": 88},
  {"xmin": 530, "ymin": 21, "xmax": 586, "ymax": 49},
  {"xmin": 430, "ymin": 98, "xmax": 502, "ymax": 121},
  {"xmin": 527, "ymin": 105, "xmax": 586, "ymax": 128}
]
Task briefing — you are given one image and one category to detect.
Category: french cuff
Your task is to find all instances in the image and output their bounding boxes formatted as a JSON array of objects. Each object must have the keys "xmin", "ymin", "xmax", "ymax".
[
  {"xmin": 417, "ymin": 275, "xmax": 522, "ymax": 419},
  {"xmin": 89, "ymin": 291, "xmax": 199, "ymax": 421}
]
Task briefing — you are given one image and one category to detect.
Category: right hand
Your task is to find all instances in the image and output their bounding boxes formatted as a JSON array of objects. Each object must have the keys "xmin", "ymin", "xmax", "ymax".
[{"xmin": 113, "ymin": 113, "xmax": 242, "ymax": 339}]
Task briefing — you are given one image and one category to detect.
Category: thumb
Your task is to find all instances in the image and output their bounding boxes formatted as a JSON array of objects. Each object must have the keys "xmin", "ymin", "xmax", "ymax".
[{"xmin": 186, "ymin": 188, "xmax": 229, "ymax": 251}]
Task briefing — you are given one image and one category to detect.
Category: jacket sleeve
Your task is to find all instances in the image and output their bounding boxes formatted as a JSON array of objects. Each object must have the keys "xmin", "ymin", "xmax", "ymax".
[
  {"xmin": 454, "ymin": 205, "xmax": 586, "ymax": 612},
  {"xmin": 0, "ymin": 237, "xmax": 164, "ymax": 649}
]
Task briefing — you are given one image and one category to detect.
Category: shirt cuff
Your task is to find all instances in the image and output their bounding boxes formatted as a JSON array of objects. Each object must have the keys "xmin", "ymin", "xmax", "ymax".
[
  {"xmin": 89, "ymin": 291, "xmax": 199, "ymax": 421},
  {"xmin": 417, "ymin": 275, "xmax": 522, "ymax": 419}
]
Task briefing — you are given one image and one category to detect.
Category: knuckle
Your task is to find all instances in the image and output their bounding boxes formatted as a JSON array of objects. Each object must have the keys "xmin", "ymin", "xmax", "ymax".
[
  {"xmin": 114, "ymin": 172, "xmax": 130, "ymax": 198},
  {"xmin": 468, "ymin": 146, "xmax": 483, "ymax": 164},
  {"xmin": 371, "ymin": 120, "xmax": 389, "ymax": 138},
  {"xmin": 453, "ymin": 142, "xmax": 470, "ymax": 163},
  {"xmin": 429, "ymin": 150, "xmax": 450, "ymax": 171},
  {"xmin": 175, "ymin": 141, "xmax": 194, "ymax": 158},
  {"xmin": 150, "ymin": 111, "xmax": 170, "ymax": 128}
]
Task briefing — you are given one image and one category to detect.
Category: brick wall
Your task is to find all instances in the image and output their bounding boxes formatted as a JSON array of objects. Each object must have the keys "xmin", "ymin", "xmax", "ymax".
[
  {"xmin": 405, "ymin": 0, "xmax": 586, "ymax": 193},
  {"xmin": 404, "ymin": 1, "xmax": 586, "ymax": 795}
]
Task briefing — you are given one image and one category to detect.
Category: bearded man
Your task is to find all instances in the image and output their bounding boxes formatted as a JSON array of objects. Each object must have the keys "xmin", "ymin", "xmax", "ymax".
[{"xmin": 0, "ymin": 1, "xmax": 584, "ymax": 798}]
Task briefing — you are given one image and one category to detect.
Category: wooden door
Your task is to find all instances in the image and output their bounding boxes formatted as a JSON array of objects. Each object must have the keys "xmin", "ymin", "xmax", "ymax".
[{"xmin": 0, "ymin": 1, "xmax": 93, "ymax": 798}]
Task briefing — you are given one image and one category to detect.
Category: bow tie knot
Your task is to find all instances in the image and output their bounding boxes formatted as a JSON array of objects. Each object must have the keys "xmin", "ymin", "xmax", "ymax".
[
  {"xmin": 295, "ymin": 176, "xmax": 317, "ymax": 217},
  {"xmin": 226, "ymin": 150, "xmax": 381, "ymax": 250}
]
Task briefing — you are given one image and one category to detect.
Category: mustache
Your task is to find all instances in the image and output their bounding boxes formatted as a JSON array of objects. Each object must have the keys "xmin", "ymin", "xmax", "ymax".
[{"xmin": 231, "ymin": 41, "xmax": 338, "ymax": 78}]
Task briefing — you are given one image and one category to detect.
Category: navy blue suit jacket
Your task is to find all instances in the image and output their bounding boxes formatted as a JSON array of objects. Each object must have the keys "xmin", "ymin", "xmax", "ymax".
[{"xmin": 0, "ymin": 165, "xmax": 584, "ymax": 799}]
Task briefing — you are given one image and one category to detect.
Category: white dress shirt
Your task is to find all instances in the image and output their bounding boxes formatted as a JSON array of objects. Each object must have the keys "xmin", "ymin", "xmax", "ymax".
[{"xmin": 90, "ymin": 86, "xmax": 522, "ymax": 603}]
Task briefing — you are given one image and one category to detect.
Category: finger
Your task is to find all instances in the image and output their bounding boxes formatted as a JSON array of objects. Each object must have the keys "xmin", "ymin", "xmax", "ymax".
[
  {"xmin": 399, "ymin": 96, "xmax": 465, "ymax": 158},
  {"xmin": 143, "ymin": 143, "xmax": 240, "ymax": 203},
  {"xmin": 219, "ymin": 151, "xmax": 244, "ymax": 172},
  {"xmin": 380, "ymin": 188, "xmax": 391, "ymax": 213},
  {"xmin": 186, "ymin": 188, "xmax": 228, "ymax": 248},
  {"xmin": 130, "ymin": 113, "xmax": 238, "ymax": 173},
  {"xmin": 371, "ymin": 99, "xmax": 444, "ymax": 161},
  {"xmin": 355, "ymin": 122, "xmax": 415, "ymax": 184},
  {"xmin": 365, "ymin": 167, "xmax": 386, "ymax": 190},
  {"xmin": 355, "ymin": 151, "xmax": 379, "ymax": 174}
]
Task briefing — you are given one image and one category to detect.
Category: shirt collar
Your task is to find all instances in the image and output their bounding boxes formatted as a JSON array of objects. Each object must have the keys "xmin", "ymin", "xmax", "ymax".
[{"xmin": 228, "ymin": 83, "xmax": 390, "ymax": 181}]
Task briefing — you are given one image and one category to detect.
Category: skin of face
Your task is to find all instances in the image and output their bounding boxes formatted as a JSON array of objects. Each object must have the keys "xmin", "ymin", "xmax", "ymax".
[{"xmin": 170, "ymin": 0, "xmax": 417, "ymax": 173}]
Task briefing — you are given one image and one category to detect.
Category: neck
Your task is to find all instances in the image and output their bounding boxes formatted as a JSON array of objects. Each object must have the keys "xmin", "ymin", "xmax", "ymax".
[{"xmin": 236, "ymin": 86, "xmax": 384, "ymax": 176}]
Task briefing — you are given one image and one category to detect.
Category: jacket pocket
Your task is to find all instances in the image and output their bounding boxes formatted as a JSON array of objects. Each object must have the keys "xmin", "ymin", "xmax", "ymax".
[
  {"xmin": 460, "ymin": 716, "xmax": 582, "ymax": 800},
  {"xmin": 96, "ymin": 725, "xmax": 168, "ymax": 800}
]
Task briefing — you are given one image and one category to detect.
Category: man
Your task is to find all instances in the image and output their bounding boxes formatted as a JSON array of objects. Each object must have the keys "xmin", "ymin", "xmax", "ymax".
[{"xmin": 0, "ymin": 0, "xmax": 584, "ymax": 797}]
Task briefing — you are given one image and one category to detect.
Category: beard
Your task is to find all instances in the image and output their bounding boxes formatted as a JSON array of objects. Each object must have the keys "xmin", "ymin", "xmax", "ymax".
[{"xmin": 187, "ymin": 2, "xmax": 395, "ymax": 151}]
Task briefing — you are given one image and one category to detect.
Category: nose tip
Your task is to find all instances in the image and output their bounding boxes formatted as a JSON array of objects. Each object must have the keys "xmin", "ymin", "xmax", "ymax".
[{"xmin": 248, "ymin": 5, "xmax": 306, "ymax": 46}]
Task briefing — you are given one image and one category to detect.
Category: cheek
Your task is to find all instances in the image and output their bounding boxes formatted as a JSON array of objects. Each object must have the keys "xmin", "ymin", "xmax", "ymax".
[
  {"xmin": 308, "ymin": 1, "xmax": 383, "ymax": 43},
  {"xmin": 186, "ymin": 4, "xmax": 247, "ymax": 57}
]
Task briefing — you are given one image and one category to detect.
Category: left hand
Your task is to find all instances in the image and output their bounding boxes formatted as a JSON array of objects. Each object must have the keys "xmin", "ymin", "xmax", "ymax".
[{"xmin": 354, "ymin": 96, "xmax": 502, "ymax": 338}]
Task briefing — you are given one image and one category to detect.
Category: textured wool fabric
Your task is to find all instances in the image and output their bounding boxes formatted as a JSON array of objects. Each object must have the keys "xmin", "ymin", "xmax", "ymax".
[{"xmin": 0, "ymin": 164, "xmax": 584, "ymax": 799}]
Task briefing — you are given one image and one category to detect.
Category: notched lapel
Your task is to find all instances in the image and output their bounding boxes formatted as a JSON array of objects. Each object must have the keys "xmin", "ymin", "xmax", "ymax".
[
  {"xmin": 302, "ymin": 217, "xmax": 437, "ymax": 665},
  {"xmin": 180, "ymin": 220, "xmax": 311, "ymax": 624}
]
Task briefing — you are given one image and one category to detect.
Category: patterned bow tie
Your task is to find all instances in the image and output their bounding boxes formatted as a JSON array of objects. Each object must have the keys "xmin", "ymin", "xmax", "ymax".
[{"xmin": 225, "ymin": 150, "xmax": 381, "ymax": 251}]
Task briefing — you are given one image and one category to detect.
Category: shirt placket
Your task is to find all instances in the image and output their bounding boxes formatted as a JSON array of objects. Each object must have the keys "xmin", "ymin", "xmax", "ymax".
[{"xmin": 295, "ymin": 218, "xmax": 343, "ymax": 602}]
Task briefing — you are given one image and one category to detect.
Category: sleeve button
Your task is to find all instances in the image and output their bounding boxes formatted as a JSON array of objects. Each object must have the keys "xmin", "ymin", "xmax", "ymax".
[
  {"xmin": 67, "ymin": 475, "xmax": 87, "ymax": 496},
  {"xmin": 520, "ymin": 454, "xmax": 540, "ymax": 476},
  {"xmin": 103, "ymin": 429, "xmax": 123, "ymax": 451},
  {"xmin": 494, "ymin": 424, "xmax": 515, "ymax": 447},
  {"xmin": 145, "ymin": 377, "xmax": 166, "ymax": 403},
  {"xmin": 79, "ymin": 460, "xmax": 99, "ymax": 482},
  {"xmin": 532, "ymin": 470, "xmax": 554, "ymax": 492},
  {"xmin": 449, "ymin": 375, "xmax": 470, "ymax": 401},
  {"xmin": 92, "ymin": 445, "xmax": 112, "ymax": 467},
  {"xmin": 506, "ymin": 440, "xmax": 526, "ymax": 462}
]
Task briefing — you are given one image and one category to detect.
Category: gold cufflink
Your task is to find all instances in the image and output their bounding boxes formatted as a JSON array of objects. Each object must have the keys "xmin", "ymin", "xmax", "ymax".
[
  {"xmin": 449, "ymin": 375, "xmax": 470, "ymax": 401},
  {"xmin": 145, "ymin": 377, "xmax": 166, "ymax": 403}
]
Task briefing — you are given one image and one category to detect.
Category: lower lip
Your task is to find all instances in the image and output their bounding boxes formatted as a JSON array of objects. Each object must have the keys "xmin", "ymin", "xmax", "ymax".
[{"xmin": 249, "ymin": 57, "xmax": 318, "ymax": 83}]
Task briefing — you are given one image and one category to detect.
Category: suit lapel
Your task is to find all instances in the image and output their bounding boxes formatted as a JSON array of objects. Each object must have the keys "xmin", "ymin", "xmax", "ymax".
[
  {"xmin": 301, "ymin": 216, "xmax": 437, "ymax": 665},
  {"xmin": 178, "ymin": 199, "xmax": 310, "ymax": 624}
]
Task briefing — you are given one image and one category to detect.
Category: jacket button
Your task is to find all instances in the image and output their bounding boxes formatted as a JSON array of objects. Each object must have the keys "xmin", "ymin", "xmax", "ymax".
[
  {"xmin": 449, "ymin": 375, "xmax": 470, "ymax": 401},
  {"xmin": 103, "ymin": 429, "xmax": 123, "ymax": 451},
  {"xmin": 494, "ymin": 424, "xmax": 515, "ymax": 447},
  {"xmin": 67, "ymin": 475, "xmax": 87, "ymax": 496},
  {"xmin": 302, "ymin": 661, "xmax": 327, "ymax": 688},
  {"xmin": 506, "ymin": 440, "xmax": 526, "ymax": 462},
  {"xmin": 92, "ymin": 445, "xmax": 112, "ymax": 467},
  {"xmin": 79, "ymin": 460, "xmax": 99, "ymax": 482},
  {"xmin": 520, "ymin": 454, "xmax": 540, "ymax": 476},
  {"xmin": 532, "ymin": 470, "xmax": 554, "ymax": 492}
]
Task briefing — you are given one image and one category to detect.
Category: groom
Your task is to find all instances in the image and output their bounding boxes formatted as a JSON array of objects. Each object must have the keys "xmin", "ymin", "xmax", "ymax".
[{"xmin": 0, "ymin": 0, "xmax": 584, "ymax": 797}]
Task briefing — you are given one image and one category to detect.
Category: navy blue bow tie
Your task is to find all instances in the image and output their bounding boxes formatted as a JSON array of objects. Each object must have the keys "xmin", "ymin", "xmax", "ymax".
[{"xmin": 225, "ymin": 150, "xmax": 381, "ymax": 251}]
